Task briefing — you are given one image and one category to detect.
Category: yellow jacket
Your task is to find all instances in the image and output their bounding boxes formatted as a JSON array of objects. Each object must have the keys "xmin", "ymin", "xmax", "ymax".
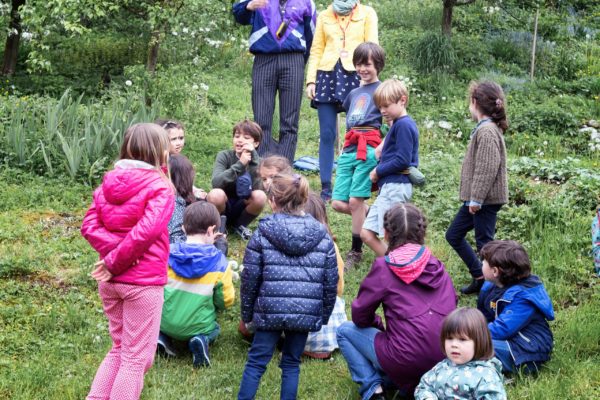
[{"xmin": 305, "ymin": 4, "xmax": 378, "ymax": 85}]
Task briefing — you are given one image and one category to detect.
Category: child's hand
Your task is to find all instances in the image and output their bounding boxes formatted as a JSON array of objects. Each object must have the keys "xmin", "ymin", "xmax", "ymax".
[
  {"xmin": 370, "ymin": 169, "xmax": 379, "ymax": 183},
  {"xmin": 374, "ymin": 142, "xmax": 384, "ymax": 160},
  {"xmin": 247, "ymin": 0, "xmax": 268, "ymax": 11},
  {"xmin": 193, "ymin": 186, "xmax": 207, "ymax": 200},
  {"xmin": 91, "ymin": 260, "xmax": 113, "ymax": 282},
  {"xmin": 305, "ymin": 83, "xmax": 316, "ymax": 100},
  {"xmin": 468, "ymin": 204, "xmax": 481, "ymax": 214},
  {"xmin": 239, "ymin": 150, "xmax": 252, "ymax": 166}
]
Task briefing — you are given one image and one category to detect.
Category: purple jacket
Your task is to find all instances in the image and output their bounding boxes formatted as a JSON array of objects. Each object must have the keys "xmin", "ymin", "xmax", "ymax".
[{"xmin": 351, "ymin": 254, "xmax": 457, "ymax": 392}]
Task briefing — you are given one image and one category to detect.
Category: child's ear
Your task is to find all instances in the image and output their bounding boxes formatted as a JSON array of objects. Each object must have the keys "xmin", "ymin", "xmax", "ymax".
[
  {"xmin": 400, "ymin": 95, "xmax": 408, "ymax": 106},
  {"xmin": 253, "ymin": 141, "xmax": 259, "ymax": 149}
]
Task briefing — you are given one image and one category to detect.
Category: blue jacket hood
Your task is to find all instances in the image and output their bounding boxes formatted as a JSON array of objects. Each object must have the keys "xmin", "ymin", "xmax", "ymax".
[
  {"xmin": 258, "ymin": 213, "xmax": 326, "ymax": 256},
  {"xmin": 499, "ymin": 275, "xmax": 555, "ymax": 321},
  {"xmin": 168, "ymin": 242, "xmax": 227, "ymax": 279}
]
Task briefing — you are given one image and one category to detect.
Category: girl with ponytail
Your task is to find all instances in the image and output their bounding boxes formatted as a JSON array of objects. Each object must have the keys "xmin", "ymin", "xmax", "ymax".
[{"xmin": 445, "ymin": 80, "xmax": 509, "ymax": 296}]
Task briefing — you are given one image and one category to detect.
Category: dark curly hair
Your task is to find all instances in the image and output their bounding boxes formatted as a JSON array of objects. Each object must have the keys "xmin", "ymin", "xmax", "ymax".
[
  {"xmin": 480, "ymin": 240, "xmax": 531, "ymax": 286},
  {"xmin": 383, "ymin": 203, "xmax": 427, "ymax": 253},
  {"xmin": 469, "ymin": 80, "xmax": 508, "ymax": 133}
]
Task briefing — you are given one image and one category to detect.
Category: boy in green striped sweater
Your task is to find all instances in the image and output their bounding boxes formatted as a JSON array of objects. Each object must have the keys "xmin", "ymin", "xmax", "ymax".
[{"xmin": 158, "ymin": 202, "xmax": 235, "ymax": 367}]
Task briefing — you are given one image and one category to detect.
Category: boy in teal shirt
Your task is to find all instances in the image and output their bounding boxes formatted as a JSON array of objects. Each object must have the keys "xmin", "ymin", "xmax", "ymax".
[{"xmin": 331, "ymin": 42, "xmax": 386, "ymax": 270}]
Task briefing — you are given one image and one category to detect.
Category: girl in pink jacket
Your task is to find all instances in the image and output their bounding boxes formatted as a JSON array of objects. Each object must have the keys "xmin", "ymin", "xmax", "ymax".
[{"xmin": 81, "ymin": 123, "xmax": 175, "ymax": 400}]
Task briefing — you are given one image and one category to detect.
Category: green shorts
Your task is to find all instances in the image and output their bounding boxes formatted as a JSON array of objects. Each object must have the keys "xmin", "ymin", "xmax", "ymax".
[{"xmin": 332, "ymin": 146, "xmax": 378, "ymax": 201}]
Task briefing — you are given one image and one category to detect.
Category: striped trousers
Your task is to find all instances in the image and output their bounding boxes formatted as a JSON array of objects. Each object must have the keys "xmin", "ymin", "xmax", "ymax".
[{"xmin": 252, "ymin": 52, "xmax": 305, "ymax": 163}]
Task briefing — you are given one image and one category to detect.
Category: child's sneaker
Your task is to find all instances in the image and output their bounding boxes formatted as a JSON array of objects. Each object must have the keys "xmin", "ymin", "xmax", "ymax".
[
  {"xmin": 233, "ymin": 225, "xmax": 252, "ymax": 241},
  {"xmin": 157, "ymin": 332, "xmax": 177, "ymax": 358},
  {"xmin": 344, "ymin": 250, "xmax": 363, "ymax": 271},
  {"xmin": 189, "ymin": 336, "xmax": 210, "ymax": 368}
]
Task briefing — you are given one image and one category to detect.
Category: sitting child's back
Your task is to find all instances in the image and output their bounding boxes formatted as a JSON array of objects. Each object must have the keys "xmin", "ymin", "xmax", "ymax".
[
  {"xmin": 159, "ymin": 202, "xmax": 234, "ymax": 368},
  {"xmin": 161, "ymin": 241, "xmax": 234, "ymax": 340}
]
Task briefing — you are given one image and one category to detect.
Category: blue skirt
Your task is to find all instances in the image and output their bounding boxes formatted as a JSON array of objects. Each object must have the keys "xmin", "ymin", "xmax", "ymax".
[{"xmin": 311, "ymin": 59, "xmax": 359, "ymax": 112}]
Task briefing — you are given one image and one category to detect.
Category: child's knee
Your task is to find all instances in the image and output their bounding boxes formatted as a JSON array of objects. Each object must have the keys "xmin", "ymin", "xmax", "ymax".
[
  {"xmin": 249, "ymin": 190, "xmax": 267, "ymax": 207},
  {"xmin": 207, "ymin": 189, "xmax": 227, "ymax": 211},
  {"xmin": 331, "ymin": 200, "xmax": 347, "ymax": 212},
  {"xmin": 348, "ymin": 197, "xmax": 364, "ymax": 211},
  {"xmin": 360, "ymin": 228, "xmax": 376, "ymax": 243}
]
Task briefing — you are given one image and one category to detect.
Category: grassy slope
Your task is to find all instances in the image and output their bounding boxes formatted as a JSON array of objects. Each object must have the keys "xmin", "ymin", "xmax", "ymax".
[{"xmin": 1, "ymin": 1, "xmax": 600, "ymax": 399}]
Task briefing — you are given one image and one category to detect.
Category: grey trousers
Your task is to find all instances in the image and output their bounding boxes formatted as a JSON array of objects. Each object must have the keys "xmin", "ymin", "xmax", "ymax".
[{"xmin": 252, "ymin": 52, "xmax": 305, "ymax": 163}]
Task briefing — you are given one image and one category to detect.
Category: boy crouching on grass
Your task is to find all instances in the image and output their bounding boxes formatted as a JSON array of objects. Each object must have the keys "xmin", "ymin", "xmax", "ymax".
[
  {"xmin": 157, "ymin": 202, "xmax": 235, "ymax": 368},
  {"xmin": 210, "ymin": 119, "xmax": 267, "ymax": 241}
]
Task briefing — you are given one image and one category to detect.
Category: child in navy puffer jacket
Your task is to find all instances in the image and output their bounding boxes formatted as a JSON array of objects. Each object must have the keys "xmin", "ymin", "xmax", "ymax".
[
  {"xmin": 238, "ymin": 173, "xmax": 338, "ymax": 400},
  {"xmin": 81, "ymin": 123, "xmax": 174, "ymax": 400}
]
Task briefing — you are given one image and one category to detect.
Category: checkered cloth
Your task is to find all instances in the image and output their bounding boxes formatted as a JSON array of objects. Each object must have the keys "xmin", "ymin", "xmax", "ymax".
[{"xmin": 304, "ymin": 296, "xmax": 347, "ymax": 353}]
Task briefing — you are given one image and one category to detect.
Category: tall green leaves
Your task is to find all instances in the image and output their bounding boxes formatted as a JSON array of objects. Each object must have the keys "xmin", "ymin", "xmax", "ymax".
[
  {"xmin": 2, "ymin": 89, "xmax": 158, "ymax": 183},
  {"xmin": 412, "ymin": 32, "xmax": 457, "ymax": 74}
]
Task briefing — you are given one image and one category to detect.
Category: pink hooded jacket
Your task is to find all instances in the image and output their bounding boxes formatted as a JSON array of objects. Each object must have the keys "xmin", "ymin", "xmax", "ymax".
[{"xmin": 81, "ymin": 160, "xmax": 175, "ymax": 286}]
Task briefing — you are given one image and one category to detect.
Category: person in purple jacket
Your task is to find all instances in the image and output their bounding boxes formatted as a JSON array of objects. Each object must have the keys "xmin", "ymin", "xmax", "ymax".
[{"xmin": 337, "ymin": 203, "xmax": 457, "ymax": 400}]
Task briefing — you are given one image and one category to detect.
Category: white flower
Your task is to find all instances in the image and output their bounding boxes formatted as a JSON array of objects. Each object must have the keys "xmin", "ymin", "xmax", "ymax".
[
  {"xmin": 438, "ymin": 121, "xmax": 452, "ymax": 130},
  {"xmin": 172, "ymin": 31, "xmax": 178, "ymax": 36},
  {"xmin": 125, "ymin": 80, "xmax": 132, "ymax": 86},
  {"xmin": 424, "ymin": 119, "xmax": 434, "ymax": 130},
  {"xmin": 586, "ymin": 34, "xmax": 591, "ymax": 40},
  {"xmin": 192, "ymin": 84, "xmax": 199, "ymax": 90},
  {"xmin": 193, "ymin": 56, "xmax": 200, "ymax": 65},
  {"xmin": 441, "ymin": 96, "xmax": 446, "ymax": 101},
  {"xmin": 21, "ymin": 32, "xmax": 33, "ymax": 40},
  {"xmin": 182, "ymin": 27, "xmax": 189, "ymax": 34},
  {"xmin": 543, "ymin": 141, "xmax": 548, "ymax": 146},
  {"xmin": 200, "ymin": 83, "xmax": 209, "ymax": 91},
  {"xmin": 456, "ymin": 130, "xmax": 463, "ymax": 138}
]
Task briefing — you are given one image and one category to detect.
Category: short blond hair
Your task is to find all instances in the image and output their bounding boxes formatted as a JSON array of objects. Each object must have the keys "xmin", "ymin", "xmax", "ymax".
[{"xmin": 373, "ymin": 79, "xmax": 409, "ymax": 108}]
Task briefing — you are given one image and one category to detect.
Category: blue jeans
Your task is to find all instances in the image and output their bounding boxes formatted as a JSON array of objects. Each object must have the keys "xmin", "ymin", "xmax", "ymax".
[
  {"xmin": 493, "ymin": 339, "xmax": 541, "ymax": 374},
  {"xmin": 336, "ymin": 322, "xmax": 386, "ymax": 400},
  {"xmin": 317, "ymin": 102, "xmax": 339, "ymax": 187},
  {"xmin": 238, "ymin": 330, "xmax": 308, "ymax": 400},
  {"xmin": 445, "ymin": 204, "xmax": 502, "ymax": 278}
]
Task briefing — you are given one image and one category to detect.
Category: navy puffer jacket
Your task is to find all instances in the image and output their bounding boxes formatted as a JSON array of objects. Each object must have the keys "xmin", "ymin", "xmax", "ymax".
[{"xmin": 241, "ymin": 213, "xmax": 338, "ymax": 332}]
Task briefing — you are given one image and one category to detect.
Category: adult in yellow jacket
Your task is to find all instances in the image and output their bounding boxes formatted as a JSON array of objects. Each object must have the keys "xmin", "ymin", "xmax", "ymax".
[{"xmin": 305, "ymin": 0, "xmax": 378, "ymax": 201}]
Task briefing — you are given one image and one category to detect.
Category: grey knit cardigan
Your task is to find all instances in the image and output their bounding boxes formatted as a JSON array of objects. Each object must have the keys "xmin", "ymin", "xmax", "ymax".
[{"xmin": 459, "ymin": 122, "xmax": 508, "ymax": 205}]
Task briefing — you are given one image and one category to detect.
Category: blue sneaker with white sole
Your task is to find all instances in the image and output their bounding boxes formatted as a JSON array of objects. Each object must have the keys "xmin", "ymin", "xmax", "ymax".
[
  {"xmin": 157, "ymin": 332, "xmax": 177, "ymax": 357},
  {"xmin": 189, "ymin": 335, "xmax": 210, "ymax": 368}
]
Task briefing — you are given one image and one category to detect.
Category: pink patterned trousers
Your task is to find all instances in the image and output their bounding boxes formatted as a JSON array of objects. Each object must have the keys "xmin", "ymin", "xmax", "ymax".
[{"xmin": 87, "ymin": 282, "xmax": 164, "ymax": 400}]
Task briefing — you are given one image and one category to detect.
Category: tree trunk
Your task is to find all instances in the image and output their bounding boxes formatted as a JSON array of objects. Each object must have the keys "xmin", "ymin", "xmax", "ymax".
[
  {"xmin": 1, "ymin": 0, "xmax": 26, "ymax": 76},
  {"xmin": 146, "ymin": 30, "xmax": 161, "ymax": 74},
  {"xmin": 442, "ymin": 0, "xmax": 455, "ymax": 37}
]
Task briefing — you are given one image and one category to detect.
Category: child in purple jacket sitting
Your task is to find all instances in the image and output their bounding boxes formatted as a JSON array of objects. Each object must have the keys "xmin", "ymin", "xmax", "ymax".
[{"xmin": 337, "ymin": 203, "xmax": 457, "ymax": 400}]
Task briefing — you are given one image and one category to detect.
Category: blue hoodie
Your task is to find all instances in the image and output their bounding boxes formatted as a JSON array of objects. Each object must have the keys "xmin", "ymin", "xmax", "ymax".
[{"xmin": 478, "ymin": 275, "xmax": 555, "ymax": 366}]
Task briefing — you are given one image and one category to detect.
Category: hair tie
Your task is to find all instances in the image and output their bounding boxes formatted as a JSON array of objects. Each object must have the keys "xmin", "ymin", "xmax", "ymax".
[
  {"xmin": 292, "ymin": 174, "xmax": 301, "ymax": 187},
  {"xmin": 495, "ymin": 98, "xmax": 503, "ymax": 108}
]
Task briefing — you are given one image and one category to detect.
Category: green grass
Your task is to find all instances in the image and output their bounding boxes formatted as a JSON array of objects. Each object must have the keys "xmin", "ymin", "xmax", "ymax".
[{"xmin": 1, "ymin": 0, "xmax": 600, "ymax": 398}]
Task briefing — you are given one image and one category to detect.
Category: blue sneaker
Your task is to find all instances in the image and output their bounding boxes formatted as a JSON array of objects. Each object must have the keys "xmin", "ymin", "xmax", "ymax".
[
  {"xmin": 157, "ymin": 332, "xmax": 177, "ymax": 357},
  {"xmin": 189, "ymin": 336, "xmax": 210, "ymax": 368}
]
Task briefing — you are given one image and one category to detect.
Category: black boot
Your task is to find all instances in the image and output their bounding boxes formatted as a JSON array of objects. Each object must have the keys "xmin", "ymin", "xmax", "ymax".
[{"xmin": 460, "ymin": 278, "xmax": 484, "ymax": 295}]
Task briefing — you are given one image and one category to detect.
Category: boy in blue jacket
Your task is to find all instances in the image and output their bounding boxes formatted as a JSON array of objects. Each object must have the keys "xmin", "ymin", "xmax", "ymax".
[{"xmin": 477, "ymin": 240, "xmax": 555, "ymax": 373}]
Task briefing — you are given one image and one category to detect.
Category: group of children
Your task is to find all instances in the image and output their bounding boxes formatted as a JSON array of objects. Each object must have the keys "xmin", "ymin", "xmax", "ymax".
[{"xmin": 80, "ymin": 42, "xmax": 557, "ymax": 400}]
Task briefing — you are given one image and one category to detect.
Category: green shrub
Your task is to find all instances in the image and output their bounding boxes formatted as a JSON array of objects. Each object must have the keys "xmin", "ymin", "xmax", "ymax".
[{"xmin": 412, "ymin": 32, "xmax": 456, "ymax": 74}]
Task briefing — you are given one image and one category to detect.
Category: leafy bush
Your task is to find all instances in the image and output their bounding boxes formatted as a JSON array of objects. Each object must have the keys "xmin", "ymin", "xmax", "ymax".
[
  {"xmin": 412, "ymin": 33, "xmax": 456, "ymax": 74},
  {"xmin": 0, "ymin": 90, "xmax": 159, "ymax": 183}
]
